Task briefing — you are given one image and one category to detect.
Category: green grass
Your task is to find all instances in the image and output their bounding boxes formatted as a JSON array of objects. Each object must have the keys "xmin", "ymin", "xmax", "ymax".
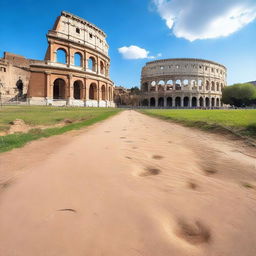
[
  {"xmin": 139, "ymin": 109, "xmax": 256, "ymax": 139},
  {"xmin": 0, "ymin": 106, "xmax": 120, "ymax": 153}
]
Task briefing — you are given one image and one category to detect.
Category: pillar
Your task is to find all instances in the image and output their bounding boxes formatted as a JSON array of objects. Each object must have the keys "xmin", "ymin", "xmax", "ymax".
[
  {"xmin": 196, "ymin": 97, "xmax": 199, "ymax": 107},
  {"xmin": 172, "ymin": 97, "xmax": 175, "ymax": 107},
  {"xmin": 68, "ymin": 74, "xmax": 73, "ymax": 100},
  {"xmin": 203, "ymin": 97, "xmax": 206, "ymax": 108},
  {"xmin": 189, "ymin": 96, "xmax": 192, "ymax": 108},
  {"xmin": 181, "ymin": 96, "xmax": 184, "ymax": 107},
  {"xmin": 164, "ymin": 97, "xmax": 167, "ymax": 107}
]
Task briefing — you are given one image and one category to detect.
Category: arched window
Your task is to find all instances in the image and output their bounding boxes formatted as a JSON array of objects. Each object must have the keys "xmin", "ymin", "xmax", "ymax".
[
  {"xmin": 150, "ymin": 81, "xmax": 156, "ymax": 91},
  {"xmin": 101, "ymin": 85, "xmax": 106, "ymax": 100},
  {"xmin": 53, "ymin": 78, "xmax": 66, "ymax": 99},
  {"xmin": 166, "ymin": 80, "xmax": 173, "ymax": 90},
  {"xmin": 192, "ymin": 97, "xmax": 197, "ymax": 107},
  {"xmin": 89, "ymin": 83, "xmax": 97, "ymax": 100},
  {"xmin": 211, "ymin": 81, "xmax": 215, "ymax": 91},
  {"xmin": 56, "ymin": 49, "xmax": 67, "ymax": 64},
  {"xmin": 206, "ymin": 81, "xmax": 210, "ymax": 90},
  {"xmin": 74, "ymin": 53, "xmax": 82, "ymax": 67},
  {"xmin": 100, "ymin": 61, "xmax": 105, "ymax": 75},
  {"xmin": 175, "ymin": 80, "xmax": 181, "ymax": 90},
  {"xmin": 167, "ymin": 97, "xmax": 172, "ymax": 107},
  {"xmin": 88, "ymin": 57, "xmax": 96, "ymax": 71}
]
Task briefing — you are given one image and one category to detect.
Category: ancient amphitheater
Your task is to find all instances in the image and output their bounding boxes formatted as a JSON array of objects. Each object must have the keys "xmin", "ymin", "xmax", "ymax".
[
  {"xmin": 140, "ymin": 58, "xmax": 227, "ymax": 108},
  {"xmin": 0, "ymin": 11, "xmax": 115, "ymax": 107}
]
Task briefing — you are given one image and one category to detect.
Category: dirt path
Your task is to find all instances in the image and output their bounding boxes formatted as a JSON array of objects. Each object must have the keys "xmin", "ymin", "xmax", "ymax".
[{"xmin": 0, "ymin": 110, "xmax": 256, "ymax": 256}]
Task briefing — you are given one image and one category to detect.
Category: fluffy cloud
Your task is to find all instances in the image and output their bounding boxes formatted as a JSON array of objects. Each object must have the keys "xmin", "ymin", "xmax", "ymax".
[
  {"xmin": 118, "ymin": 45, "xmax": 161, "ymax": 59},
  {"xmin": 153, "ymin": 0, "xmax": 256, "ymax": 41}
]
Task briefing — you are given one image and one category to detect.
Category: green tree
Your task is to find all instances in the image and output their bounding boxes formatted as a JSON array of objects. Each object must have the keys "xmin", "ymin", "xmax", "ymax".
[{"xmin": 222, "ymin": 83, "xmax": 256, "ymax": 107}]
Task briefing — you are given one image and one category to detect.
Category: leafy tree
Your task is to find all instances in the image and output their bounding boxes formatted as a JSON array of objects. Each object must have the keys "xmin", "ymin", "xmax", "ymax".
[
  {"xmin": 222, "ymin": 83, "xmax": 256, "ymax": 107},
  {"xmin": 130, "ymin": 86, "xmax": 140, "ymax": 95}
]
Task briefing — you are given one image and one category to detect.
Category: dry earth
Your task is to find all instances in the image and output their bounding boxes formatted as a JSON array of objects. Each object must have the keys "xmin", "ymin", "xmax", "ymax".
[{"xmin": 0, "ymin": 110, "xmax": 256, "ymax": 256}]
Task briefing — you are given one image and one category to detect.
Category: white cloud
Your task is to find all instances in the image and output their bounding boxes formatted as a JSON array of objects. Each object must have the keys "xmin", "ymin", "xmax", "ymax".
[
  {"xmin": 118, "ymin": 45, "xmax": 161, "ymax": 59},
  {"xmin": 153, "ymin": 0, "xmax": 256, "ymax": 41}
]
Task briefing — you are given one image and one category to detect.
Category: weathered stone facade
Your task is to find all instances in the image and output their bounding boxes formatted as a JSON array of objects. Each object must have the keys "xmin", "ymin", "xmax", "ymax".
[
  {"xmin": 141, "ymin": 58, "xmax": 227, "ymax": 108},
  {"xmin": 0, "ymin": 11, "xmax": 115, "ymax": 107}
]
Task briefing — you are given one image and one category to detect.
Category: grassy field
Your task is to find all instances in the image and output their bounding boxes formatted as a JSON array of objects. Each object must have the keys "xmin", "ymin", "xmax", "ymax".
[
  {"xmin": 0, "ymin": 106, "xmax": 120, "ymax": 153},
  {"xmin": 140, "ymin": 109, "xmax": 256, "ymax": 139}
]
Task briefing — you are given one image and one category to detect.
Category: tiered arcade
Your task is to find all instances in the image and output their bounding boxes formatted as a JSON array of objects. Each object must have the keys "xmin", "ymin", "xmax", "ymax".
[
  {"xmin": 140, "ymin": 58, "xmax": 227, "ymax": 108},
  {"xmin": 28, "ymin": 11, "xmax": 115, "ymax": 107}
]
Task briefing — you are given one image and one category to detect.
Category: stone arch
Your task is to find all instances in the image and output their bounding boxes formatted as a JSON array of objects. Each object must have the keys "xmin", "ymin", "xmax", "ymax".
[
  {"xmin": 211, "ymin": 81, "xmax": 215, "ymax": 91},
  {"xmin": 101, "ymin": 84, "xmax": 106, "ymax": 100},
  {"xmin": 211, "ymin": 97, "xmax": 215, "ymax": 107},
  {"xmin": 175, "ymin": 96, "xmax": 181, "ymax": 107},
  {"xmin": 89, "ymin": 83, "xmax": 97, "ymax": 100},
  {"xmin": 73, "ymin": 80, "xmax": 83, "ymax": 99},
  {"xmin": 192, "ymin": 97, "xmax": 197, "ymax": 107},
  {"xmin": 198, "ymin": 80, "xmax": 203, "ymax": 90},
  {"xmin": 150, "ymin": 81, "xmax": 156, "ymax": 91},
  {"xmin": 56, "ymin": 48, "xmax": 67, "ymax": 64},
  {"xmin": 16, "ymin": 79, "xmax": 23, "ymax": 97},
  {"xmin": 74, "ymin": 52, "xmax": 83, "ymax": 67},
  {"xmin": 100, "ymin": 61, "xmax": 105, "ymax": 75},
  {"xmin": 88, "ymin": 57, "xmax": 96, "ymax": 71},
  {"xmin": 183, "ymin": 96, "xmax": 189, "ymax": 107},
  {"xmin": 158, "ymin": 97, "xmax": 164, "ymax": 107},
  {"xmin": 216, "ymin": 98, "xmax": 220, "ymax": 107},
  {"xmin": 166, "ymin": 80, "xmax": 174, "ymax": 90},
  {"xmin": 158, "ymin": 80, "xmax": 165, "ymax": 91},
  {"xmin": 167, "ymin": 97, "xmax": 172, "ymax": 107},
  {"xmin": 216, "ymin": 82, "xmax": 220, "ymax": 91},
  {"xmin": 205, "ymin": 97, "xmax": 210, "ymax": 107},
  {"xmin": 53, "ymin": 78, "xmax": 66, "ymax": 99},
  {"xmin": 142, "ymin": 99, "xmax": 149, "ymax": 106},
  {"xmin": 199, "ymin": 97, "xmax": 203, "ymax": 107},
  {"xmin": 150, "ymin": 97, "xmax": 156, "ymax": 107},
  {"xmin": 206, "ymin": 81, "xmax": 210, "ymax": 90},
  {"xmin": 191, "ymin": 80, "xmax": 197, "ymax": 90},
  {"xmin": 175, "ymin": 80, "xmax": 181, "ymax": 90}
]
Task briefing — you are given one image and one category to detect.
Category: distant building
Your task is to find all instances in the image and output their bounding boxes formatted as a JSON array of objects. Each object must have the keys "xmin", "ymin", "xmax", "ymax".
[
  {"xmin": 140, "ymin": 58, "xmax": 227, "ymax": 108},
  {"xmin": 0, "ymin": 11, "xmax": 115, "ymax": 107}
]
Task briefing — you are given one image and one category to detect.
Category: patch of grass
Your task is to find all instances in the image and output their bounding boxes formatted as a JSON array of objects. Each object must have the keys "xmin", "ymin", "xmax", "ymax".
[
  {"xmin": 0, "ymin": 107, "xmax": 120, "ymax": 153},
  {"xmin": 139, "ymin": 109, "xmax": 256, "ymax": 139}
]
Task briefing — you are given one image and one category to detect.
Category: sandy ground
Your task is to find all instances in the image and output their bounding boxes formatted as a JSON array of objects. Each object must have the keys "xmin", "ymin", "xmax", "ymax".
[{"xmin": 0, "ymin": 110, "xmax": 256, "ymax": 256}]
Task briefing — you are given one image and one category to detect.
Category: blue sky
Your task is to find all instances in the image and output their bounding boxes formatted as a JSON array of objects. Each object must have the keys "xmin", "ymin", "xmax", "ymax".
[{"xmin": 0, "ymin": 0, "xmax": 256, "ymax": 88}]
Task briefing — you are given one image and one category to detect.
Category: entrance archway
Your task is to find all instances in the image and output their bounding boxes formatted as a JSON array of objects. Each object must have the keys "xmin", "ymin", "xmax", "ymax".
[
  {"xmin": 89, "ymin": 83, "xmax": 97, "ymax": 100},
  {"xmin": 192, "ymin": 97, "xmax": 197, "ymax": 107},
  {"xmin": 183, "ymin": 97, "xmax": 189, "ymax": 107},
  {"xmin": 53, "ymin": 78, "xmax": 65, "ymax": 99},
  {"xmin": 142, "ymin": 99, "xmax": 149, "ymax": 106},
  {"xmin": 101, "ymin": 85, "xmax": 106, "ymax": 100},
  {"xmin": 167, "ymin": 97, "xmax": 172, "ymax": 107},
  {"xmin": 150, "ymin": 97, "xmax": 156, "ymax": 107},
  {"xmin": 73, "ymin": 80, "xmax": 83, "ymax": 99},
  {"xmin": 158, "ymin": 97, "xmax": 164, "ymax": 107},
  {"xmin": 175, "ymin": 97, "xmax": 181, "ymax": 107}
]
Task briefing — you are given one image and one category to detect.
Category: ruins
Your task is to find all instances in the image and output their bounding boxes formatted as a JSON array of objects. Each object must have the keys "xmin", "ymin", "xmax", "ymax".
[{"xmin": 140, "ymin": 58, "xmax": 227, "ymax": 108}]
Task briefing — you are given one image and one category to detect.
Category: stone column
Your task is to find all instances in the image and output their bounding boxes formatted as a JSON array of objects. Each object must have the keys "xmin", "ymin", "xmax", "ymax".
[
  {"xmin": 189, "ymin": 96, "xmax": 192, "ymax": 108},
  {"xmin": 196, "ymin": 97, "xmax": 200, "ymax": 107},
  {"xmin": 164, "ymin": 97, "xmax": 167, "ymax": 108},
  {"xmin": 172, "ymin": 97, "xmax": 175, "ymax": 107},
  {"xmin": 203, "ymin": 97, "xmax": 206, "ymax": 108},
  {"xmin": 85, "ymin": 79, "xmax": 89, "ymax": 101},
  {"xmin": 67, "ymin": 74, "xmax": 73, "ymax": 105},
  {"xmin": 155, "ymin": 97, "xmax": 158, "ymax": 108},
  {"xmin": 209, "ymin": 97, "xmax": 212, "ymax": 108},
  {"xmin": 45, "ymin": 72, "xmax": 51, "ymax": 98},
  {"xmin": 181, "ymin": 96, "xmax": 184, "ymax": 107}
]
